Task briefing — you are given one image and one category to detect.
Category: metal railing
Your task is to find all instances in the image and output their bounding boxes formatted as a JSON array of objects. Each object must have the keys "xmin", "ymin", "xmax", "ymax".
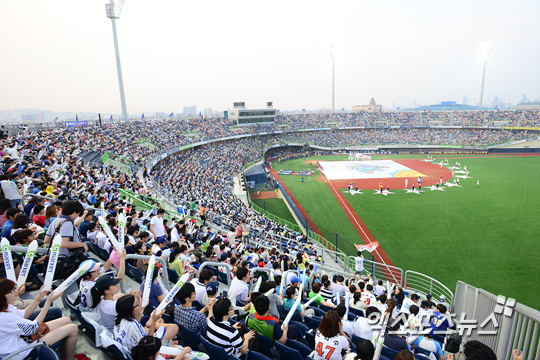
[
  {"xmin": 404, "ymin": 270, "xmax": 454, "ymax": 306},
  {"xmin": 198, "ymin": 261, "xmax": 233, "ymax": 287},
  {"xmin": 348, "ymin": 255, "xmax": 404, "ymax": 287},
  {"xmin": 453, "ymin": 280, "xmax": 540, "ymax": 360}
]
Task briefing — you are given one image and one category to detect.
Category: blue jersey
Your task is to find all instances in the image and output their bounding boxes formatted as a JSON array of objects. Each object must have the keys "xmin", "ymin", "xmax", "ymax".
[{"xmin": 430, "ymin": 311, "xmax": 449, "ymax": 331}]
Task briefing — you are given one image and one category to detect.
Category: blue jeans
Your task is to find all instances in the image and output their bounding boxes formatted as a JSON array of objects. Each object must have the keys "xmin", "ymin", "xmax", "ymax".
[
  {"xmin": 28, "ymin": 306, "xmax": 63, "ymax": 322},
  {"xmin": 11, "ymin": 199, "xmax": 23, "ymax": 209}
]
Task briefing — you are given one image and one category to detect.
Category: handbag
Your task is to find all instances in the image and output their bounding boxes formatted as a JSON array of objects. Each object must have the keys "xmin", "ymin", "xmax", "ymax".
[
  {"xmin": 22, "ymin": 322, "xmax": 50, "ymax": 343},
  {"xmin": 45, "ymin": 219, "xmax": 87, "ymax": 280}
]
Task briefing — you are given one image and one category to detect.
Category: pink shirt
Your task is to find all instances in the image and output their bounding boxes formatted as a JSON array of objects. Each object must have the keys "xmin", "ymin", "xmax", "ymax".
[{"xmin": 109, "ymin": 249, "xmax": 120, "ymax": 268}]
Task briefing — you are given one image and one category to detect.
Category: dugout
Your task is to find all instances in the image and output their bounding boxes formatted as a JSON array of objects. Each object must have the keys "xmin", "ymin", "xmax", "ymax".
[{"xmin": 244, "ymin": 165, "xmax": 266, "ymax": 187}]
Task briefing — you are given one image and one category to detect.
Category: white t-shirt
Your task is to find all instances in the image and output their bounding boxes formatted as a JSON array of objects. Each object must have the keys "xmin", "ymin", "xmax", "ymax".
[
  {"xmin": 170, "ymin": 227, "xmax": 181, "ymax": 243},
  {"xmin": 333, "ymin": 284, "xmax": 347, "ymax": 299},
  {"xmin": 97, "ymin": 232, "xmax": 111, "ymax": 252},
  {"xmin": 353, "ymin": 317, "xmax": 379, "ymax": 341},
  {"xmin": 0, "ymin": 305, "xmax": 38, "ymax": 360},
  {"xmin": 150, "ymin": 216, "xmax": 165, "ymax": 237},
  {"xmin": 362, "ymin": 292, "xmax": 377, "ymax": 308},
  {"xmin": 79, "ymin": 278, "xmax": 98, "ymax": 313},
  {"xmin": 114, "ymin": 319, "xmax": 147, "ymax": 351},
  {"xmin": 191, "ymin": 279, "xmax": 207, "ymax": 303},
  {"xmin": 99, "ymin": 299, "xmax": 118, "ymax": 333},
  {"xmin": 314, "ymin": 330, "xmax": 349, "ymax": 360},
  {"xmin": 400, "ymin": 298, "xmax": 416, "ymax": 315},
  {"xmin": 355, "ymin": 256, "xmax": 364, "ymax": 272}
]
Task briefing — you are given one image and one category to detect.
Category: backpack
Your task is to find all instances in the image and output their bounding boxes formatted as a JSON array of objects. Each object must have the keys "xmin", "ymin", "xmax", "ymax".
[{"xmin": 445, "ymin": 331, "xmax": 462, "ymax": 353}]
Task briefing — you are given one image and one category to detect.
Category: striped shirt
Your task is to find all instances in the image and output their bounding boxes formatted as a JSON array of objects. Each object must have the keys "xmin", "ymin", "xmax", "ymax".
[
  {"xmin": 207, "ymin": 317, "xmax": 243, "ymax": 356},
  {"xmin": 228, "ymin": 277, "xmax": 249, "ymax": 302},
  {"xmin": 321, "ymin": 287, "xmax": 334, "ymax": 301}
]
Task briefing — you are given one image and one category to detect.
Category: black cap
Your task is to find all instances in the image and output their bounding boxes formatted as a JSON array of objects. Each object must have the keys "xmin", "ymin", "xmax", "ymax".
[
  {"xmin": 95, "ymin": 274, "xmax": 122, "ymax": 291},
  {"xmin": 411, "ymin": 294, "xmax": 420, "ymax": 300}
]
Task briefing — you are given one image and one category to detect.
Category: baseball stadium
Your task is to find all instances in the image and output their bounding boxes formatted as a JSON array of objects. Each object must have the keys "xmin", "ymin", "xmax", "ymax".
[{"xmin": 2, "ymin": 1, "xmax": 540, "ymax": 360}]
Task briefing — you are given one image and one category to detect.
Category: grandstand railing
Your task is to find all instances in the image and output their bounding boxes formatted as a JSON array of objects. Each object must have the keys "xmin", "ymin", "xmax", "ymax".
[
  {"xmin": 453, "ymin": 280, "xmax": 540, "ymax": 360},
  {"xmin": 198, "ymin": 262, "xmax": 233, "ymax": 287},
  {"xmin": 348, "ymin": 256, "xmax": 404, "ymax": 288},
  {"xmin": 404, "ymin": 270, "xmax": 454, "ymax": 306}
]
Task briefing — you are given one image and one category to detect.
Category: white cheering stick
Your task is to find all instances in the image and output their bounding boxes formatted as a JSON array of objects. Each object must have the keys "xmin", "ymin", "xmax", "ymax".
[
  {"xmin": 303, "ymin": 293, "xmax": 322, "ymax": 307},
  {"xmin": 117, "ymin": 213, "xmax": 125, "ymax": 246},
  {"xmin": 253, "ymin": 276, "xmax": 262, "ymax": 293},
  {"xmin": 16, "ymin": 240, "xmax": 38, "ymax": 288},
  {"xmin": 265, "ymin": 289, "xmax": 275, "ymax": 296},
  {"xmin": 159, "ymin": 346, "xmax": 209, "ymax": 360},
  {"xmin": 52, "ymin": 260, "xmax": 94, "ymax": 296},
  {"xmin": 141, "ymin": 255, "xmax": 156, "ymax": 308},
  {"xmin": 282, "ymin": 276, "xmax": 305, "ymax": 328},
  {"xmin": 345, "ymin": 291, "xmax": 350, "ymax": 320},
  {"xmin": 1, "ymin": 238, "xmax": 16, "ymax": 282},
  {"xmin": 155, "ymin": 273, "xmax": 190, "ymax": 313},
  {"xmin": 156, "ymin": 274, "xmax": 169, "ymax": 297},
  {"xmin": 101, "ymin": 202, "xmax": 106, "ymax": 216},
  {"xmin": 98, "ymin": 216, "xmax": 123, "ymax": 254},
  {"xmin": 43, "ymin": 235, "xmax": 62, "ymax": 291}
]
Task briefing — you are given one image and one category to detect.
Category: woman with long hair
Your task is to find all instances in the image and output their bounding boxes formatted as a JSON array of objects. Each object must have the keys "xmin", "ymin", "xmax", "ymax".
[
  {"xmin": 0, "ymin": 198, "xmax": 12, "ymax": 227},
  {"xmin": 314, "ymin": 310, "xmax": 350, "ymax": 360},
  {"xmin": 114, "ymin": 295, "xmax": 178, "ymax": 351},
  {"xmin": 44, "ymin": 205, "xmax": 57, "ymax": 230},
  {"xmin": 168, "ymin": 248, "xmax": 184, "ymax": 277},
  {"xmin": 0, "ymin": 279, "xmax": 78, "ymax": 360},
  {"xmin": 131, "ymin": 336, "xmax": 191, "ymax": 360}
]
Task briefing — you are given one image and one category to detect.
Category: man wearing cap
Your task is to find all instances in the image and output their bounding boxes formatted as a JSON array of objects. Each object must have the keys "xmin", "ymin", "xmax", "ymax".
[
  {"xmin": 201, "ymin": 281, "xmax": 220, "ymax": 306},
  {"xmin": 411, "ymin": 329, "xmax": 444, "ymax": 360},
  {"xmin": 286, "ymin": 275, "xmax": 301, "ymax": 297},
  {"xmin": 425, "ymin": 294, "xmax": 436, "ymax": 308},
  {"xmin": 79, "ymin": 259, "xmax": 114, "ymax": 312},
  {"xmin": 400, "ymin": 294, "xmax": 420, "ymax": 315},
  {"xmin": 150, "ymin": 237, "xmax": 167, "ymax": 257},
  {"xmin": 439, "ymin": 295, "xmax": 451, "ymax": 309}
]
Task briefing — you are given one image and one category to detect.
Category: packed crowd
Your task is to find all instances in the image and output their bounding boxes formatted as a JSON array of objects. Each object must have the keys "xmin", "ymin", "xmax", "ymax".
[{"xmin": 0, "ymin": 123, "xmax": 530, "ymax": 360}]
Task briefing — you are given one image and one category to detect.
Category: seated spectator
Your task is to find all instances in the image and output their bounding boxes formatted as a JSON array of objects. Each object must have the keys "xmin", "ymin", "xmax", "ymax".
[
  {"xmin": 191, "ymin": 268, "xmax": 215, "ymax": 303},
  {"xmin": 228, "ymin": 267, "xmax": 251, "ymax": 304},
  {"xmin": 350, "ymin": 292, "xmax": 365, "ymax": 311},
  {"xmin": 79, "ymin": 260, "xmax": 112, "ymax": 313},
  {"xmin": 247, "ymin": 295, "xmax": 290, "ymax": 345},
  {"xmin": 314, "ymin": 310, "xmax": 350, "ymax": 360},
  {"xmin": 131, "ymin": 336, "xmax": 191, "ymax": 360},
  {"xmin": 207, "ymin": 298, "xmax": 257, "ymax": 359},
  {"xmin": 266, "ymin": 281, "xmax": 283, "ymax": 319},
  {"xmin": 174, "ymin": 282, "xmax": 215, "ymax": 337},
  {"xmin": 114, "ymin": 294, "xmax": 178, "ymax": 351},
  {"xmin": 32, "ymin": 204, "xmax": 46, "ymax": 227},
  {"xmin": 201, "ymin": 281, "xmax": 219, "ymax": 306},
  {"xmin": 411, "ymin": 329, "xmax": 444, "ymax": 359},
  {"xmin": 138, "ymin": 265, "xmax": 164, "ymax": 315},
  {"xmin": 283, "ymin": 287, "xmax": 314, "ymax": 319},
  {"xmin": 1, "ymin": 208, "xmax": 21, "ymax": 243},
  {"xmin": 0, "ymin": 199, "xmax": 12, "ymax": 228},
  {"xmin": 354, "ymin": 306, "xmax": 380, "ymax": 340},
  {"xmin": 430, "ymin": 304, "xmax": 451, "ymax": 332},
  {"xmin": 344, "ymin": 339, "xmax": 374, "ymax": 360},
  {"xmin": 336, "ymin": 304, "xmax": 355, "ymax": 338},
  {"xmin": 168, "ymin": 247, "xmax": 184, "ymax": 277},
  {"xmin": 0, "ymin": 279, "xmax": 79, "ymax": 360},
  {"xmin": 384, "ymin": 317, "xmax": 409, "ymax": 352},
  {"xmin": 44, "ymin": 204, "xmax": 57, "ymax": 230}
]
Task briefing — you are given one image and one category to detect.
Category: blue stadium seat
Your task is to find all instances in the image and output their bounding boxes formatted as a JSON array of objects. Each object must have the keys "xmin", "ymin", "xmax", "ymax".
[
  {"xmin": 256, "ymin": 334, "xmax": 278, "ymax": 360},
  {"xmin": 415, "ymin": 347, "xmax": 436, "ymax": 357},
  {"xmin": 304, "ymin": 316, "xmax": 322, "ymax": 330},
  {"xmin": 125, "ymin": 262, "xmax": 144, "ymax": 283},
  {"xmin": 178, "ymin": 326, "xmax": 203, "ymax": 352},
  {"xmin": 286, "ymin": 339, "xmax": 312, "ymax": 360},
  {"xmin": 305, "ymin": 331, "xmax": 315, "ymax": 349},
  {"xmin": 290, "ymin": 320, "xmax": 309, "ymax": 337},
  {"xmin": 200, "ymin": 336, "xmax": 230, "ymax": 359},
  {"xmin": 351, "ymin": 334, "xmax": 369, "ymax": 346},
  {"xmin": 350, "ymin": 308, "xmax": 365, "ymax": 317},
  {"xmin": 275, "ymin": 341, "xmax": 304, "ymax": 360},
  {"xmin": 167, "ymin": 267, "xmax": 179, "ymax": 283},
  {"xmin": 247, "ymin": 351, "xmax": 273, "ymax": 360},
  {"xmin": 192, "ymin": 300, "xmax": 203, "ymax": 311},
  {"xmin": 307, "ymin": 306, "xmax": 325, "ymax": 317},
  {"xmin": 381, "ymin": 345, "xmax": 399, "ymax": 359}
]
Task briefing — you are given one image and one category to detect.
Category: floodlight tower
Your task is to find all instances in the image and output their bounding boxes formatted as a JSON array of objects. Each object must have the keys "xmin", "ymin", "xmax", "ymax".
[
  {"xmin": 478, "ymin": 42, "xmax": 495, "ymax": 111},
  {"xmin": 331, "ymin": 45, "xmax": 337, "ymax": 113},
  {"xmin": 106, "ymin": 0, "xmax": 127, "ymax": 120}
]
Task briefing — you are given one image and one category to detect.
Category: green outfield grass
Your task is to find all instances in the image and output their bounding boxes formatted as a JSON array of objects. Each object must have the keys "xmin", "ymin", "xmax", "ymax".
[
  {"xmin": 271, "ymin": 154, "xmax": 540, "ymax": 308},
  {"xmin": 252, "ymin": 197, "xmax": 297, "ymax": 224}
]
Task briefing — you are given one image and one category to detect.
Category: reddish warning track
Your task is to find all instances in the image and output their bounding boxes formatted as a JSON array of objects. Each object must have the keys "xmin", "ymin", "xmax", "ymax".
[{"xmin": 249, "ymin": 191, "xmax": 278, "ymax": 200}]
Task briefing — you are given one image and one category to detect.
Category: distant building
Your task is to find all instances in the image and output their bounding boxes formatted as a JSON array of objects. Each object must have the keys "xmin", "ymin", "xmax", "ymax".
[
  {"xmin": 410, "ymin": 101, "xmax": 490, "ymax": 111},
  {"xmin": 203, "ymin": 108, "xmax": 213, "ymax": 116},
  {"xmin": 516, "ymin": 100, "xmax": 540, "ymax": 110},
  {"xmin": 21, "ymin": 113, "xmax": 45, "ymax": 123},
  {"xmin": 353, "ymin": 98, "xmax": 382, "ymax": 113},
  {"xmin": 183, "ymin": 106, "xmax": 197, "ymax": 116}
]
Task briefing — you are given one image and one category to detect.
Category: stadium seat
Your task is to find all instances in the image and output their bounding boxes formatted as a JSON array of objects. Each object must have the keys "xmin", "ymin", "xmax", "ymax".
[
  {"xmin": 38, "ymin": 345, "xmax": 61, "ymax": 360},
  {"xmin": 305, "ymin": 331, "xmax": 315, "ymax": 349},
  {"xmin": 286, "ymin": 339, "xmax": 312, "ymax": 360},
  {"xmin": 415, "ymin": 354, "xmax": 431, "ymax": 360},
  {"xmin": 307, "ymin": 306, "xmax": 325, "ymax": 317},
  {"xmin": 381, "ymin": 345, "xmax": 399, "ymax": 359},
  {"xmin": 247, "ymin": 351, "xmax": 273, "ymax": 360},
  {"xmin": 290, "ymin": 320, "xmax": 309, "ymax": 337},
  {"xmin": 319, "ymin": 304, "xmax": 333, "ymax": 312},
  {"xmin": 304, "ymin": 316, "xmax": 322, "ymax": 330},
  {"xmin": 275, "ymin": 340, "xmax": 304, "ymax": 360},
  {"xmin": 178, "ymin": 326, "xmax": 203, "ymax": 352},
  {"xmin": 125, "ymin": 262, "xmax": 144, "ymax": 283},
  {"xmin": 200, "ymin": 336, "xmax": 230, "ymax": 359},
  {"xmin": 349, "ymin": 308, "xmax": 365, "ymax": 317},
  {"xmin": 192, "ymin": 300, "xmax": 203, "ymax": 311},
  {"xmin": 167, "ymin": 267, "xmax": 179, "ymax": 283},
  {"xmin": 415, "ymin": 347, "xmax": 436, "ymax": 357},
  {"xmin": 256, "ymin": 334, "xmax": 278, "ymax": 360},
  {"xmin": 351, "ymin": 334, "xmax": 369, "ymax": 346}
]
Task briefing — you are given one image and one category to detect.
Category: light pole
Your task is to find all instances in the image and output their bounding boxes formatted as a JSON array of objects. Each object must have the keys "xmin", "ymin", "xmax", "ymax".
[
  {"xmin": 331, "ymin": 45, "xmax": 337, "ymax": 113},
  {"xmin": 478, "ymin": 42, "xmax": 495, "ymax": 111},
  {"xmin": 106, "ymin": 0, "xmax": 128, "ymax": 120}
]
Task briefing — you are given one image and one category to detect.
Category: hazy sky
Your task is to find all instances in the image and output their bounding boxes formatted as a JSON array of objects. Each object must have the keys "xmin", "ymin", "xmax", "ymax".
[{"xmin": 1, "ymin": 0, "xmax": 539, "ymax": 113}]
